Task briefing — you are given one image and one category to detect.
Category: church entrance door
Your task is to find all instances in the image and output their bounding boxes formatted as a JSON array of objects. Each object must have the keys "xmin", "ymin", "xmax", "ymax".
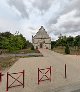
[{"xmin": 40, "ymin": 43, "xmax": 43, "ymax": 48}]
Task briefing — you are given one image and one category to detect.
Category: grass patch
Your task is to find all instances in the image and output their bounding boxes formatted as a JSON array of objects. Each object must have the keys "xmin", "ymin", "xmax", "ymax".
[
  {"xmin": 2, "ymin": 49, "xmax": 40, "ymax": 54},
  {"xmin": 52, "ymin": 47, "xmax": 80, "ymax": 55},
  {"xmin": 0, "ymin": 56, "xmax": 18, "ymax": 71},
  {"xmin": 53, "ymin": 47, "xmax": 65, "ymax": 54},
  {"xmin": 70, "ymin": 48, "xmax": 80, "ymax": 55},
  {"xmin": 20, "ymin": 49, "xmax": 40, "ymax": 54}
]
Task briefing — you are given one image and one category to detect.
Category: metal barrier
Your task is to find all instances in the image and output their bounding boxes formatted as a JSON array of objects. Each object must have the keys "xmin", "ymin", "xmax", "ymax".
[
  {"xmin": 65, "ymin": 64, "xmax": 67, "ymax": 78},
  {"xmin": 0, "ymin": 64, "xmax": 67, "ymax": 91},
  {"xmin": 6, "ymin": 70, "xmax": 25, "ymax": 91},
  {"xmin": 0, "ymin": 70, "xmax": 4, "ymax": 83},
  {"xmin": 38, "ymin": 66, "xmax": 51, "ymax": 85}
]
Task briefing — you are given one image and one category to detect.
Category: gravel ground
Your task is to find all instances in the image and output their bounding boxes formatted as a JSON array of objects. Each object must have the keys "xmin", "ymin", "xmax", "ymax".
[{"xmin": 0, "ymin": 49, "xmax": 80, "ymax": 92}]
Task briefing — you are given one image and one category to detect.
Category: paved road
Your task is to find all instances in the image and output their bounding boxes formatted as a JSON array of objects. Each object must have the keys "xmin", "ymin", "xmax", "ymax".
[
  {"xmin": 72, "ymin": 89, "xmax": 80, "ymax": 92},
  {"xmin": 0, "ymin": 49, "xmax": 80, "ymax": 92}
]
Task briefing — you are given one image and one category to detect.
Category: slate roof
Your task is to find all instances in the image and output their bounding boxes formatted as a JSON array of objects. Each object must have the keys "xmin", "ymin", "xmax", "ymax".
[{"xmin": 34, "ymin": 26, "xmax": 50, "ymax": 39}]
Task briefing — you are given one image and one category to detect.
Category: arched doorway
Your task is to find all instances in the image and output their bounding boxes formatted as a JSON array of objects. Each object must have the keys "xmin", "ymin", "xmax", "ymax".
[
  {"xmin": 40, "ymin": 43, "xmax": 43, "ymax": 48},
  {"xmin": 36, "ymin": 46, "xmax": 38, "ymax": 49}
]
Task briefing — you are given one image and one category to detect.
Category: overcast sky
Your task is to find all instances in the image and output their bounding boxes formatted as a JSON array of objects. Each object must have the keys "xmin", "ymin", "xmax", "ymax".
[{"xmin": 0, "ymin": 0, "xmax": 80, "ymax": 41}]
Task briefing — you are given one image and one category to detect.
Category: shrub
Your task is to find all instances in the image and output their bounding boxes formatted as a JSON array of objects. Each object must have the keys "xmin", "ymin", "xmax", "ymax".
[
  {"xmin": 65, "ymin": 45, "xmax": 70, "ymax": 54},
  {"xmin": 36, "ymin": 49, "xmax": 40, "ymax": 53},
  {"xmin": 31, "ymin": 45, "xmax": 34, "ymax": 50}
]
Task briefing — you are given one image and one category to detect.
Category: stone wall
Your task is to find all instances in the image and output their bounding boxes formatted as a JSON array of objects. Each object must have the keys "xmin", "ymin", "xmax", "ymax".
[{"xmin": 33, "ymin": 38, "xmax": 51, "ymax": 49}]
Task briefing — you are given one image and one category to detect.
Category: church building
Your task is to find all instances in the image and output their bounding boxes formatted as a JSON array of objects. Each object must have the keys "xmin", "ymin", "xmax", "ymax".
[{"xmin": 32, "ymin": 26, "xmax": 51, "ymax": 49}]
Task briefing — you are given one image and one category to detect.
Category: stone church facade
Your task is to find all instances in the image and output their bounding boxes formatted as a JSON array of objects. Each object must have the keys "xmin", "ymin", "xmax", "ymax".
[{"xmin": 32, "ymin": 26, "xmax": 51, "ymax": 49}]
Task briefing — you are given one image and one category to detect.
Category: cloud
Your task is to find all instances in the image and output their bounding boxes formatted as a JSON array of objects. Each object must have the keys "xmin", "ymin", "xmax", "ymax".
[
  {"xmin": 47, "ymin": 0, "xmax": 80, "ymax": 26},
  {"xmin": 47, "ymin": 0, "xmax": 73, "ymax": 25},
  {"xmin": 32, "ymin": 0, "xmax": 54, "ymax": 13},
  {"xmin": 0, "ymin": 17, "xmax": 20, "ymax": 34},
  {"xmin": 45, "ymin": 0, "xmax": 80, "ymax": 40},
  {"xmin": 1, "ymin": 0, "xmax": 80, "ymax": 41},
  {"xmin": 28, "ymin": 26, "xmax": 36, "ymax": 31},
  {"xmin": 49, "ymin": 9, "xmax": 80, "ymax": 36},
  {"xmin": 8, "ymin": 0, "xmax": 29, "ymax": 18}
]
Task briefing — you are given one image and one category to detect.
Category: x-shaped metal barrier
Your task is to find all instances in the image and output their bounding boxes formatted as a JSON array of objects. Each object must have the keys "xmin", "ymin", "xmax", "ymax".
[
  {"xmin": 0, "ymin": 64, "xmax": 67, "ymax": 91},
  {"xmin": 6, "ymin": 70, "xmax": 24, "ymax": 91},
  {"xmin": 38, "ymin": 66, "xmax": 51, "ymax": 84}
]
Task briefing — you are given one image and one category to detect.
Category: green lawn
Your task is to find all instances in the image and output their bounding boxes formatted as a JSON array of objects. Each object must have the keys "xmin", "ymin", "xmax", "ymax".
[
  {"xmin": 0, "ymin": 56, "xmax": 18, "ymax": 71},
  {"xmin": 52, "ymin": 47, "xmax": 80, "ymax": 55},
  {"xmin": 15, "ymin": 49, "xmax": 40, "ymax": 54},
  {"xmin": 0, "ymin": 48, "xmax": 40, "ymax": 54},
  {"xmin": 53, "ymin": 47, "xmax": 65, "ymax": 54}
]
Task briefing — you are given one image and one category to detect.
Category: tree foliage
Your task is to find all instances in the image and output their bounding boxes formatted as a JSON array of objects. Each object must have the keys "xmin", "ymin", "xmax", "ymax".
[
  {"xmin": 65, "ymin": 45, "xmax": 70, "ymax": 54},
  {"xmin": 0, "ymin": 32, "xmax": 32, "ymax": 52},
  {"xmin": 51, "ymin": 35, "xmax": 80, "ymax": 49}
]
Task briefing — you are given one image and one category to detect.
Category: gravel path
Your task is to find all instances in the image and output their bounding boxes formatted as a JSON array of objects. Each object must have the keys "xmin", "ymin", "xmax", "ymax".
[{"xmin": 0, "ymin": 49, "xmax": 80, "ymax": 92}]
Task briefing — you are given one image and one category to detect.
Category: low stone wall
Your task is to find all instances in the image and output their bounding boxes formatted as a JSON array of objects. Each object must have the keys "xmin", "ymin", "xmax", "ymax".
[{"xmin": 8, "ymin": 53, "xmax": 43, "ymax": 57}]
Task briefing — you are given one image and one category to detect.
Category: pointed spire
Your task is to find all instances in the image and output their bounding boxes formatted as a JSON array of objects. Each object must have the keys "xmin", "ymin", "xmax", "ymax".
[{"xmin": 39, "ymin": 26, "xmax": 45, "ymax": 31}]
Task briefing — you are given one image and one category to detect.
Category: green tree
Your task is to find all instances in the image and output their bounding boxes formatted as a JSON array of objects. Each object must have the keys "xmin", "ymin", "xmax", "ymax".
[
  {"xmin": 65, "ymin": 45, "xmax": 70, "ymax": 54},
  {"xmin": 74, "ymin": 35, "xmax": 80, "ymax": 49},
  {"xmin": 0, "ymin": 31, "xmax": 34, "ymax": 53},
  {"xmin": 51, "ymin": 41, "xmax": 56, "ymax": 49},
  {"xmin": 66, "ymin": 36, "xmax": 74, "ymax": 47},
  {"xmin": 31, "ymin": 45, "xmax": 34, "ymax": 50}
]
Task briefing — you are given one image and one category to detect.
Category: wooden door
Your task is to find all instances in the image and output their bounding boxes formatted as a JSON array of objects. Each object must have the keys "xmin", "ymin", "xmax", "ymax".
[{"xmin": 40, "ymin": 43, "xmax": 43, "ymax": 48}]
